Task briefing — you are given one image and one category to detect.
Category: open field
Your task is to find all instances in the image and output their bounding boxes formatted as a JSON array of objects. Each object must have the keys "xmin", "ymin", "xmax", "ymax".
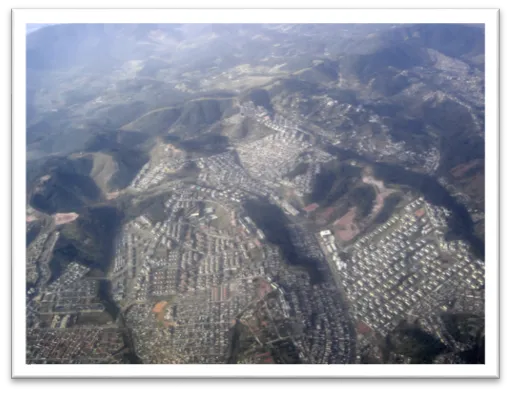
[
  {"xmin": 334, "ymin": 207, "xmax": 359, "ymax": 242},
  {"xmin": 54, "ymin": 212, "xmax": 79, "ymax": 225}
]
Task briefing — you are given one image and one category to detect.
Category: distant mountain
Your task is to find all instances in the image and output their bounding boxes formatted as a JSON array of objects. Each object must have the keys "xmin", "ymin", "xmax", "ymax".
[
  {"xmin": 297, "ymin": 59, "xmax": 340, "ymax": 86},
  {"xmin": 381, "ymin": 24, "xmax": 484, "ymax": 65},
  {"xmin": 25, "ymin": 22, "xmax": 485, "ymax": 214}
]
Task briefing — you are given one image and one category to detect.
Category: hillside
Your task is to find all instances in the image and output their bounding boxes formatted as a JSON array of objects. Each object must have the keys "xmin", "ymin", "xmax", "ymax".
[
  {"xmin": 121, "ymin": 107, "xmax": 182, "ymax": 134},
  {"xmin": 51, "ymin": 205, "xmax": 124, "ymax": 275},
  {"xmin": 24, "ymin": 22, "xmax": 487, "ymax": 367},
  {"xmin": 172, "ymin": 98, "xmax": 235, "ymax": 133}
]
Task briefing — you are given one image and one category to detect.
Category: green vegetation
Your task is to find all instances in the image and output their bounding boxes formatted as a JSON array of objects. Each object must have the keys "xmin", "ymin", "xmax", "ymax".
[
  {"xmin": 52, "ymin": 205, "xmax": 123, "ymax": 274},
  {"xmin": 296, "ymin": 60, "xmax": 339, "ymax": 86},
  {"xmin": 243, "ymin": 88, "xmax": 273, "ymax": 114},
  {"xmin": 374, "ymin": 193, "xmax": 403, "ymax": 224},
  {"xmin": 308, "ymin": 162, "xmax": 361, "ymax": 207},
  {"xmin": 244, "ymin": 198, "xmax": 325, "ymax": 284},
  {"xmin": 440, "ymin": 312, "xmax": 484, "ymax": 345},
  {"xmin": 163, "ymin": 133, "xmax": 229, "ymax": 156},
  {"xmin": 349, "ymin": 185, "xmax": 376, "ymax": 219},
  {"xmin": 30, "ymin": 170, "xmax": 101, "ymax": 215},
  {"xmin": 385, "ymin": 320, "xmax": 447, "ymax": 364},
  {"xmin": 83, "ymin": 130, "xmax": 150, "ymax": 152},
  {"xmin": 121, "ymin": 107, "xmax": 181, "ymax": 135},
  {"xmin": 88, "ymin": 101, "xmax": 150, "ymax": 130},
  {"xmin": 108, "ymin": 149, "xmax": 150, "ymax": 190},
  {"xmin": 285, "ymin": 162, "xmax": 310, "ymax": 180},
  {"xmin": 174, "ymin": 98, "xmax": 234, "ymax": 132},
  {"xmin": 116, "ymin": 191, "xmax": 173, "ymax": 223},
  {"xmin": 26, "ymin": 222, "xmax": 43, "ymax": 247}
]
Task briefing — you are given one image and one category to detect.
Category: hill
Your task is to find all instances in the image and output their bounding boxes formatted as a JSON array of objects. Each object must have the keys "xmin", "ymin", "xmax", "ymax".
[
  {"xmin": 172, "ymin": 98, "xmax": 235, "ymax": 133},
  {"xmin": 27, "ymin": 156, "xmax": 102, "ymax": 214},
  {"xmin": 51, "ymin": 205, "xmax": 124, "ymax": 276},
  {"xmin": 121, "ymin": 107, "xmax": 182, "ymax": 135}
]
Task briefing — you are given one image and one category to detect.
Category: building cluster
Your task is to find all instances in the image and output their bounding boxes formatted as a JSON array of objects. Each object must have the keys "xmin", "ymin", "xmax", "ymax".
[
  {"xmin": 239, "ymin": 101, "xmax": 269, "ymax": 120},
  {"xmin": 287, "ymin": 224, "xmax": 325, "ymax": 263},
  {"xmin": 318, "ymin": 230, "xmax": 344, "ymax": 269},
  {"xmin": 126, "ymin": 274, "xmax": 273, "ymax": 363},
  {"xmin": 107, "ymin": 171, "xmax": 358, "ymax": 363},
  {"xmin": 45, "ymin": 263, "xmax": 90, "ymax": 292},
  {"xmin": 25, "ymin": 260, "xmax": 126, "ymax": 364},
  {"xmin": 130, "ymin": 152, "xmax": 186, "ymax": 191},
  {"xmin": 26, "ymin": 231, "xmax": 59, "ymax": 288},
  {"xmin": 309, "ymin": 101, "xmax": 444, "ymax": 175},
  {"xmin": 250, "ymin": 222, "xmax": 356, "ymax": 364},
  {"xmin": 31, "ymin": 262, "xmax": 104, "ymax": 317},
  {"xmin": 237, "ymin": 133, "xmax": 310, "ymax": 184},
  {"xmin": 270, "ymin": 112, "xmax": 300, "ymax": 132},
  {"xmin": 196, "ymin": 151, "xmax": 271, "ymax": 197},
  {"xmin": 281, "ymin": 269, "xmax": 354, "ymax": 364},
  {"xmin": 26, "ymin": 327, "xmax": 126, "ymax": 364},
  {"xmin": 110, "ymin": 183, "xmax": 270, "ymax": 308},
  {"xmin": 130, "ymin": 162, "xmax": 160, "ymax": 191},
  {"xmin": 287, "ymin": 162, "xmax": 322, "ymax": 196},
  {"xmin": 26, "ymin": 94, "xmax": 485, "ymax": 365},
  {"xmin": 269, "ymin": 194, "xmax": 301, "ymax": 216},
  {"xmin": 327, "ymin": 197, "xmax": 484, "ymax": 351},
  {"xmin": 26, "ymin": 233, "xmax": 49, "ymax": 284},
  {"xmin": 422, "ymin": 201, "xmax": 451, "ymax": 228},
  {"xmin": 423, "ymin": 146, "xmax": 441, "ymax": 174}
]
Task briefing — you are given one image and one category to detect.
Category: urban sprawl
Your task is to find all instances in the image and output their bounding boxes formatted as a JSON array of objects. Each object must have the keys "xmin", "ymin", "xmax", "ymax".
[{"xmin": 26, "ymin": 101, "xmax": 484, "ymax": 364}]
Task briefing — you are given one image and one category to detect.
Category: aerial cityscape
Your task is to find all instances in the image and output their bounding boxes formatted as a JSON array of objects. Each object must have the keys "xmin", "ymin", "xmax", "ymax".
[{"xmin": 25, "ymin": 23, "xmax": 485, "ymax": 365}]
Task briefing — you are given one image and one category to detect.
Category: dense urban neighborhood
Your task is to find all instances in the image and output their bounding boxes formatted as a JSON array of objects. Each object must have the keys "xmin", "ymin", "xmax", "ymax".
[
  {"xmin": 25, "ymin": 23, "xmax": 486, "ymax": 365},
  {"xmin": 26, "ymin": 98, "xmax": 485, "ymax": 364}
]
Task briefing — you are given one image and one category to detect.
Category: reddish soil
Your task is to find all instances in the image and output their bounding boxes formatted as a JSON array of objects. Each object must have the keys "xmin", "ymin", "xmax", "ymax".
[
  {"xmin": 415, "ymin": 208, "xmax": 425, "ymax": 218},
  {"xmin": 256, "ymin": 278, "xmax": 273, "ymax": 299},
  {"xmin": 334, "ymin": 207, "xmax": 356, "ymax": 227},
  {"xmin": 152, "ymin": 301, "xmax": 176, "ymax": 327},
  {"xmin": 26, "ymin": 215, "xmax": 38, "ymax": 223},
  {"xmin": 334, "ymin": 207, "xmax": 359, "ymax": 242},
  {"xmin": 54, "ymin": 212, "xmax": 79, "ymax": 225},
  {"xmin": 106, "ymin": 191, "xmax": 120, "ymax": 200},
  {"xmin": 336, "ymin": 227, "xmax": 359, "ymax": 242},
  {"xmin": 357, "ymin": 321, "xmax": 372, "ymax": 335},
  {"xmin": 303, "ymin": 203, "xmax": 319, "ymax": 213},
  {"xmin": 152, "ymin": 301, "xmax": 167, "ymax": 314},
  {"xmin": 320, "ymin": 207, "xmax": 335, "ymax": 221},
  {"xmin": 362, "ymin": 175, "xmax": 395, "ymax": 216},
  {"xmin": 465, "ymin": 172, "xmax": 485, "ymax": 199},
  {"xmin": 450, "ymin": 159, "xmax": 482, "ymax": 178}
]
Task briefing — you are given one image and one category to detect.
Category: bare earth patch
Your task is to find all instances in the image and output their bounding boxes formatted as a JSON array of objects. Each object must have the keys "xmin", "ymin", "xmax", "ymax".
[
  {"xmin": 303, "ymin": 203, "xmax": 319, "ymax": 213},
  {"xmin": 415, "ymin": 208, "xmax": 426, "ymax": 218},
  {"xmin": 26, "ymin": 215, "xmax": 38, "ymax": 223},
  {"xmin": 334, "ymin": 207, "xmax": 359, "ymax": 242},
  {"xmin": 152, "ymin": 301, "xmax": 168, "ymax": 314},
  {"xmin": 106, "ymin": 191, "xmax": 120, "ymax": 200},
  {"xmin": 152, "ymin": 301, "xmax": 177, "ymax": 328},
  {"xmin": 317, "ymin": 206, "xmax": 335, "ymax": 224},
  {"xmin": 362, "ymin": 175, "xmax": 395, "ymax": 217},
  {"xmin": 54, "ymin": 212, "xmax": 79, "ymax": 225}
]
